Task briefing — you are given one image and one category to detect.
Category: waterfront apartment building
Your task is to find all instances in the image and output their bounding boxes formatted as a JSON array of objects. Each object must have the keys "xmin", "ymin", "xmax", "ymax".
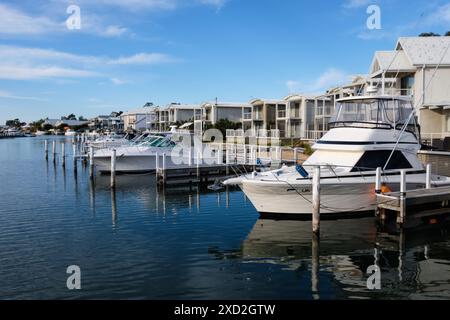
[
  {"xmin": 153, "ymin": 103, "xmax": 201, "ymax": 132},
  {"xmin": 121, "ymin": 107, "xmax": 156, "ymax": 131},
  {"xmin": 368, "ymin": 36, "xmax": 450, "ymax": 143},
  {"xmin": 89, "ymin": 113, "xmax": 124, "ymax": 131},
  {"xmin": 246, "ymin": 96, "xmax": 332, "ymax": 139}
]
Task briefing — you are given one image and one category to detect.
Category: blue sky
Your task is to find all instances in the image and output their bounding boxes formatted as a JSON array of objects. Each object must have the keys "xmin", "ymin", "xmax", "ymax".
[{"xmin": 0, "ymin": 0, "xmax": 449, "ymax": 123}]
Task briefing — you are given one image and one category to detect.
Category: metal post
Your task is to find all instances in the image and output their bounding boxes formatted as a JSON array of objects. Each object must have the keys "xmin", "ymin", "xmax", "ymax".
[
  {"xmin": 52, "ymin": 140, "xmax": 56, "ymax": 162},
  {"xmin": 189, "ymin": 147, "xmax": 193, "ymax": 167},
  {"xmin": 72, "ymin": 143, "xmax": 77, "ymax": 173},
  {"xmin": 400, "ymin": 170, "xmax": 406, "ymax": 194},
  {"xmin": 163, "ymin": 153, "xmax": 166, "ymax": 172},
  {"xmin": 89, "ymin": 146, "xmax": 94, "ymax": 179},
  {"xmin": 44, "ymin": 140, "xmax": 48, "ymax": 160},
  {"xmin": 197, "ymin": 151, "xmax": 200, "ymax": 179},
  {"xmin": 294, "ymin": 148, "xmax": 298, "ymax": 164},
  {"xmin": 375, "ymin": 167, "xmax": 382, "ymax": 194},
  {"xmin": 61, "ymin": 142, "xmax": 65, "ymax": 167},
  {"xmin": 253, "ymin": 146, "xmax": 257, "ymax": 170},
  {"xmin": 426, "ymin": 163, "xmax": 432, "ymax": 189},
  {"xmin": 243, "ymin": 144, "xmax": 247, "ymax": 165},
  {"xmin": 398, "ymin": 170, "xmax": 406, "ymax": 225},
  {"xmin": 312, "ymin": 166, "xmax": 321, "ymax": 235},
  {"xmin": 225, "ymin": 145, "xmax": 229, "ymax": 175},
  {"xmin": 217, "ymin": 145, "xmax": 222, "ymax": 165},
  {"xmin": 111, "ymin": 149, "xmax": 116, "ymax": 189},
  {"xmin": 156, "ymin": 152, "xmax": 159, "ymax": 171}
]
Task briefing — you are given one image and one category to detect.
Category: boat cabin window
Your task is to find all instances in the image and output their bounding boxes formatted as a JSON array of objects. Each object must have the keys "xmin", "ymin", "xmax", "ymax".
[
  {"xmin": 350, "ymin": 150, "xmax": 412, "ymax": 172},
  {"xmin": 330, "ymin": 99, "xmax": 417, "ymax": 135}
]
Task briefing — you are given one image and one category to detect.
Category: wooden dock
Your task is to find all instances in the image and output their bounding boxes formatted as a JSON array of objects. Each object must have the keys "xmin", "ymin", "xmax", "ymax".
[
  {"xmin": 156, "ymin": 164, "xmax": 255, "ymax": 187},
  {"xmin": 376, "ymin": 167, "xmax": 450, "ymax": 226}
]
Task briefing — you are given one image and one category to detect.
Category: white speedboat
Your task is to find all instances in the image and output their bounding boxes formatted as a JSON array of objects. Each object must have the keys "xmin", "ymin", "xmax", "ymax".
[
  {"xmin": 224, "ymin": 96, "xmax": 450, "ymax": 216},
  {"xmin": 87, "ymin": 132, "xmax": 129, "ymax": 149},
  {"xmin": 93, "ymin": 135, "xmax": 176, "ymax": 173},
  {"xmin": 65, "ymin": 129, "xmax": 77, "ymax": 136}
]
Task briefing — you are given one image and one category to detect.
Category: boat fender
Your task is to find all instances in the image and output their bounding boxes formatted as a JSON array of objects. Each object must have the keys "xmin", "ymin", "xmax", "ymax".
[{"xmin": 295, "ymin": 164, "xmax": 309, "ymax": 178}]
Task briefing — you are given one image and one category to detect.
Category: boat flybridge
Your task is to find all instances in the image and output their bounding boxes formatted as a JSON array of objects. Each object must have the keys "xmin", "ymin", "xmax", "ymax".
[{"xmin": 224, "ymin": 95, "xmax": 450, "ymax": 215}]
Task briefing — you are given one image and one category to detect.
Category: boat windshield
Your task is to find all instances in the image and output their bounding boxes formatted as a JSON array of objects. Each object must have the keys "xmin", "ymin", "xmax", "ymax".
[
  {"xmin": 330, "ymin": 98, "xmax": 417, "ymax": 133},
  {"xmin": 139, "ymin": 136, "xmax": 175, "ymax": 148}
]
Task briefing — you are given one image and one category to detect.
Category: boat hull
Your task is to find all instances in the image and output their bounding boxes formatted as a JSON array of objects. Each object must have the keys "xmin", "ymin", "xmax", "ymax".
[
  {"xmin": 94, "ymin": 155, "xmax": 158, "ymax": 173},
  {"xmin": 241, "ymin": 176, "xmax": 429, "ymax": 215}
]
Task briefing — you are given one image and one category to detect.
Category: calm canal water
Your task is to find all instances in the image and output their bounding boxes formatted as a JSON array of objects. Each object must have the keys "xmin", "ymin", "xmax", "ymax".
[{"xmin": 1, "ymin": 136, "xmax": 450, "ymax": 300}]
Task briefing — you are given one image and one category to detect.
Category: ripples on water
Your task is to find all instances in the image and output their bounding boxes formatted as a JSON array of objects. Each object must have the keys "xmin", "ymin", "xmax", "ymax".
[{"xmin": 0, "ymin": 137, "xmax": 449, "ymax": 300}]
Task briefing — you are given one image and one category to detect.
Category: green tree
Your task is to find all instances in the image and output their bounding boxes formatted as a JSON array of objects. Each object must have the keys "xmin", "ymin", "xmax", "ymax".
[
  {"xmin": 210, "ymin": 119, "xmax": 241, "ymax": 137},
  {"xmin": 62, "ymin": 113, "xmax": 77, "ymax": 120},
  {"xmin": 30, "ymin": 119, "xmax": 45, "ymax": 132},
  {"xmin": 42, "ymin": 124, "xmax": 53, "ymax": 131},
  {"xmin": 418, "ymin": 32, "xmax": 441, "ymax": 37},
  {"xmin": 5, "ymin": 119, "xmax": 21, "ymax": 128},
  {"xmin": 446, "ymin": 31, "xmax": 450, "ymax": 36}
]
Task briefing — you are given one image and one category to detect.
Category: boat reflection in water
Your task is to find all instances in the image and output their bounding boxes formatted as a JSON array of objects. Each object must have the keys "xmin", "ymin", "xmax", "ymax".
[
  {"xmin": 238, "ymin": 216, "xmax": 450, "ymax": 299},
  {"xmin": 93, "ymin": 174, "xmax": 239, "ymax": 221},
  {"xmin": 77, "ymin": 173, "xmax": 450, "ymax": 299}
]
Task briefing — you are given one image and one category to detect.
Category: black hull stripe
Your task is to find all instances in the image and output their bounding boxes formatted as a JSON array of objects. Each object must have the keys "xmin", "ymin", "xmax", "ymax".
[
  {"xmin": 293, "ymin": 170, "xmax": 426, "ymax": 181},
  {"xmin": 316, "ymin": 140, "xmax": 418, "ymax": 145}
]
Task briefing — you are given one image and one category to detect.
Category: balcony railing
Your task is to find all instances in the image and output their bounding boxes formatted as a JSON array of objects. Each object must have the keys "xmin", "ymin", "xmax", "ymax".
[
  {"xmin": 277, "ymin": 110, "xmax": 286, "ymax": 118},
  {"xmin": 304, "ymin": 130, "xmax": 327, "ymax": 141},
  {"xmin": 290, "ymin": 109, "xmax": 301, "ymax": 118},
  {"xmin": 243, "ymin": 112, "xmax": 252, "ymax": 120},
  {"xmin": 382, "ymin": 88, "xmax": 414, "ymax": 96},
  {"xmin": 253, "ymin": 113, "xmax": 263, "ymax": 121},
  {"xmin": 316, "ymin": 107, "xmax": 333, "ymax": 117}
]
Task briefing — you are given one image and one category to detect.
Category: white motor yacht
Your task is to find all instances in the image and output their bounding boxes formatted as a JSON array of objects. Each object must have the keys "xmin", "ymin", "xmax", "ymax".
[
  {"xmin": 224, "ymin": 96, "xmax": 450, "ymax": 216},
  {"xmin": 93, "ymin": 135, "xmax": 177, "ymax": 173}
]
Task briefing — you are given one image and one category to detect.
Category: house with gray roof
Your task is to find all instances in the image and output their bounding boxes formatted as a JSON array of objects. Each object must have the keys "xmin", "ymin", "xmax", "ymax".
[{"xmin": 369, "ymin": 36, "xmax": 450, "ymax": 140}]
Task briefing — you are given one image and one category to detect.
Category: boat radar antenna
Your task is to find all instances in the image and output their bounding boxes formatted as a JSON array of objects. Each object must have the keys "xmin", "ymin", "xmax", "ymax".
[{"xmin": 383, "ymin": 39, "xmax": 450, "ymax": 171}]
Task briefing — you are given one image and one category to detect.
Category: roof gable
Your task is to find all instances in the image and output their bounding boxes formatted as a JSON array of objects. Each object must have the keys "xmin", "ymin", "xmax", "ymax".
[{"xmin": 396, "ymin": 37, "xmax": 450, "ymax": 66}]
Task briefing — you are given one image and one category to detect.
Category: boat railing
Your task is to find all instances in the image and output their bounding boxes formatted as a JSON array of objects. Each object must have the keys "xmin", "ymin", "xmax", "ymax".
[{"xmin": 300, "ymin": 163, "xmax": 420, "ymax": 181}]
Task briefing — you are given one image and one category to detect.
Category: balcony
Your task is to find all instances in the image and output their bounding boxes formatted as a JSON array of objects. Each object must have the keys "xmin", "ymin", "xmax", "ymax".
[
  {"xmin": 277, "ymin": 110, "xmax": 286, "ymax": 119},
  {"xmin": 383, "ymin": 87, "xmax": 414, "ymax": 96},
  {"xmin": 316, "ymin": 106, "xmax": 333, "ymax": 117},
  {"xmin": 253, "ymin": 112, "xmax": 263, "ymax": 121},
  {"xmin": 243, "ymin": 112, "xmax": 252, "ymax": 120},
  {"xmin": 290, "ymin": 109, "xmax": 301, "ymax": 118}
]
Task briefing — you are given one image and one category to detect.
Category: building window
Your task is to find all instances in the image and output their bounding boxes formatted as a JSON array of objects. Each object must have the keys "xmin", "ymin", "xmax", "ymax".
[
  {"xmin": 400, "ymin": 76, "xmax": 414, "ymax": 95},
  {"xmin": 446, "ymin": 115, "xmax": 450, "ymax": 132}
]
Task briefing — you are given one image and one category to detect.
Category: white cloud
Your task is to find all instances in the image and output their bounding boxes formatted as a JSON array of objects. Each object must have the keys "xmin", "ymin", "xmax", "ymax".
[
  {"xmin": 68, "ymin": 0, "xmax": 228, "ymax": 11},
  {"xmin": 0, "ymin": 3, "xmax": 60, "ymax": 35},
  {"xmin": 0, "ymin": 45, "xmax": 176, "ymax": 81},
  {"xmin": 286, "ymin": 80, "xmax": 301, "ymax": 93},
  {"xmin": 0, "ymin": 65, "xmax": 100, "ymax": 80},
  {"xmin": 111, "ymin": 78, "xmax": 126, "ymax": 85},
  {"xmin": 424, "ymin": 3, "xmax": 450, "ymax": 25},
  {"xmin": 0, "ymin": 90, "xmax": 47, "ymax": 101},
  {"xmin": 101, "ymin": 25, "xmax": 129, "ymax": 37},
  {"xmin": 342, "ymin": 0, "xmax": 371, "ymax": 9},
  {"xmin": 0, "ymin": 3, "xmax": 130, "ymax": 38},
  {"xmin": 313, "ymin": 68, "xmax": 350, "ymax": 90},
  {"xmin": 109, "ymin": 53, "xmax": 176, "ymax": 65},
  {"xmin": 286, "ymin": 68, "xmax": 351, "ymax": 94},
  {"xmin": 0, "ymin": 45, "xmax": 176, "ymax": 66}
]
